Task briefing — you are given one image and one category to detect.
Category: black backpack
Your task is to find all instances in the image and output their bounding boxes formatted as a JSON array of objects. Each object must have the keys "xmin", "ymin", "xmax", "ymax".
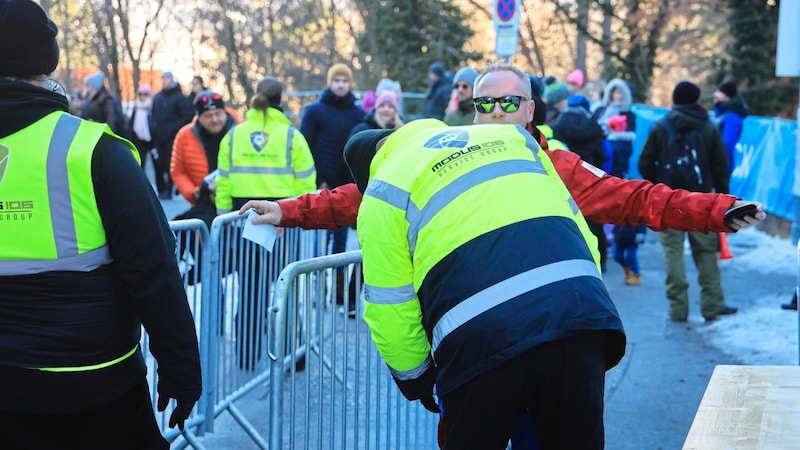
[{"xmin": 655, "ymin": 118, "xmax": 710, "ymax": 192}]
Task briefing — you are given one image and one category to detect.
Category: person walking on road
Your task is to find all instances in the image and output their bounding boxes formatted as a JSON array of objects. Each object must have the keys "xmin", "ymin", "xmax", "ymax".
[{"xmin": 0, "ymin": 1, "xmax": 202, "ymax": 448}]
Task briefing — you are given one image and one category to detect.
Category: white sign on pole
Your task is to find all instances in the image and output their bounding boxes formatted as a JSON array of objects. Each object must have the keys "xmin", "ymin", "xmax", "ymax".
[
  {"xmin": 776, "ymin": 0, "xmax": 800, "ymax": 77},
  {"xmin": 493, "ymin": 0, "xmax": 520, "ymax": 58}
]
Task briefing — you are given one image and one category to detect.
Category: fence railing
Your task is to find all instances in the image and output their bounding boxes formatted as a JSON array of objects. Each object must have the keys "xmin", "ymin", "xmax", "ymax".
[{"xmin": 147, "ymin": 215, "xmax": 438, "ymax": 448}]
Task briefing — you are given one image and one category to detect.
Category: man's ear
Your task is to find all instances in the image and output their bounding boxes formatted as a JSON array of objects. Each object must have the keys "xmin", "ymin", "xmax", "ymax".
[{"xmin": 527, "ymin": 98, "xmax": 535, "ymax": 123}]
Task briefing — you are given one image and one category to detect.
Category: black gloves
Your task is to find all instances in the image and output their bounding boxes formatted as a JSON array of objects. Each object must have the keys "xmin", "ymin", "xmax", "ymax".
[
  {"xmin": 419, "ymin": 395, "xmax": 441, "ymax": 414},
  {"xmin": 391, "ymin": 359, "xmax": 440, "ymax": 414},
  {"xmin": 157, "ymin": 393, "xmax": 197, "ymax": 431},
  {"xmin": 157, "ymin": 372, "xmax": 201, "ymax": 431}
]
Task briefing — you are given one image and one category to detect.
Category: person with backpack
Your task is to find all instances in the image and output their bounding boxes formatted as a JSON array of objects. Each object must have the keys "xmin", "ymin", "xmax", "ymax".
[{"xmin": 638, "ymin": 81, "xmax": 737, "ymax": 323}]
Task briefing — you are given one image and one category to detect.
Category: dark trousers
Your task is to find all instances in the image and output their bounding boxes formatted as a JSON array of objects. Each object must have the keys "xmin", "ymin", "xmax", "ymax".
[
  {"xmin": 0, "ymin": 380, "xmax": 168, "ymax": 450},
  {"xmin": 587, "ymin": 220, "xmax": 608, "ymax": 268},
  {"xmin": 153, "ymin": 140, "xmax": 173, "ymax": 195},
  {"xmin": 441, "ymin": 332, "xmax": 607, "ymax": 450}
]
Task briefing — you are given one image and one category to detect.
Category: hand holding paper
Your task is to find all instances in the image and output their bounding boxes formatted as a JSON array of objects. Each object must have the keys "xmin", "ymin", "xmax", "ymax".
[{"xmin": 243, "ymin": 209, "xmax": 277, "ymax": 252}]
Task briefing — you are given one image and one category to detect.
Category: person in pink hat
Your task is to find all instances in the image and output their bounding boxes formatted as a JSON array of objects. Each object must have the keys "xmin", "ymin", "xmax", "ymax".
[{"xmin": 566, "ymin": 68, "xmax": 585, "ymax": 93}]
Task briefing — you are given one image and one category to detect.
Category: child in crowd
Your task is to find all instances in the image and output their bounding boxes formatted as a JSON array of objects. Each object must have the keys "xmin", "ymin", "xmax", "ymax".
[{"xmin": 613, "ymin": 224, "xmax": 647, "ymax": 285}]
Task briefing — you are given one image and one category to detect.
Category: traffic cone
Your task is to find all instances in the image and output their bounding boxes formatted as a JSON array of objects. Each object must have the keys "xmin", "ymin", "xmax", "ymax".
[{"xmin": 719, "ymin": 232, "xmax": 733, "ymax": 260}]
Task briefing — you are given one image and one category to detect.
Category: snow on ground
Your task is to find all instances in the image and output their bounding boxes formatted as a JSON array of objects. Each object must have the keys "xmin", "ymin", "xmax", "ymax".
[{"xmin": 703, "ymin": 227, "xmax": 799, "ymax": 366}]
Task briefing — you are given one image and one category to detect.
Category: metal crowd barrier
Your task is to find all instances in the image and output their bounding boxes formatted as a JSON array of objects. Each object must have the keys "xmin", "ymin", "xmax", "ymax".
[
  {"xmin": 150, "ymin": 216, "xmax": 436, "ymax": 448},
  {"xmin": 269, "ymin": 251, "xmax": 439, "ymax": 449},
  {"xmin": 200, "ymin": 211, "xmax": 326, "ymax": 448}
]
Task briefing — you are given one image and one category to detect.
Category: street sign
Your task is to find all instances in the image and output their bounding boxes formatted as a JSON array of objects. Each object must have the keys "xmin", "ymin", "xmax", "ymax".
[
  {"xmin": 776, "ymin": 0, "xmax": 800, "ymax": 76},
  {"xmin": 493, "ymin": 0, "xmax": 520, "ymax": 58}
]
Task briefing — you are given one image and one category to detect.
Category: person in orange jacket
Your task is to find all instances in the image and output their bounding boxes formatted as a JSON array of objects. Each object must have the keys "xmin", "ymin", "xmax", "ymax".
[{"xmin": 170, "ymin": 90, "xmax": 239, "ymax": 206}]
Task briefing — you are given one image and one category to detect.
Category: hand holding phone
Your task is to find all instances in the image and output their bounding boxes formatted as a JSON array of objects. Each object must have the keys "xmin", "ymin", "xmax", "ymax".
[{"xmin": 723, "ymin": 203, "xmax": 758, "ymax": 226}]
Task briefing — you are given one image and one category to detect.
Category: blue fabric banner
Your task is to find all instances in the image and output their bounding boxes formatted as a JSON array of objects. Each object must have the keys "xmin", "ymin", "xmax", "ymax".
[{"xmin": 628, "ymin": 105, "xmax": 798, "ymax": 220}]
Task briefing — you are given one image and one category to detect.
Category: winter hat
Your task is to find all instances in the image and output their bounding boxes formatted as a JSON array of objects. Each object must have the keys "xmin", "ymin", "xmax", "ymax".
[
  {"xmin": 375, "ymin": 91, "xmax": 398, "ymax": 110},
  {"xmin": 566, "ymin": 69, "xmax": 585, "ymax": 88},
  {"xmin": 137, "ymin": 84, "xmax": 153, "ymax": 95},
  {"xmin": 161, "ymin": 71, "xmax": 174, "ymax": 80},
  {"xmin": 429, "ymin": 62, "xmax": 446, "ymax": 77},
  {"xmin": 532, "ymin": 95, "xmax": 547, "ymax": 125},
  {"xmin": 0, "ymin": 0, "xmax": 60, "ymax": 77},
  {"xmin": 544, "ymin": 81, "xmax": 570, "ymax": 106},
  {"xmin": 567, "ymin": 94, "xmax": 591, "ymax": 112},
  {"xmin": 376, "ymin": 78, "xmax": 401, "ymax": 95},
  {"xmin": 672, "ymin": 81, "xmax": 701, "ymax": 105},
  {"xmin": 326, "ymin": 63, "xmax": 353, "ymax": 86},
  {"xmin": 85, "ymin": 72, "xmax": 105, "ymax": 90},
  {"xmin": 718, "ymin": 81, "xmax": 738, "ymax": 98},
  {"xmin": 194, "ymin": 90, "xmax": 225, "ymax": 115},
  {"xmin": 529, "ymin": 76, "xmax": 544, "ymax": 98},
  {"xmin": 360, "ymin": 91, "xmax": 376, "ymax": 113},
  {"xmin": 452, "ymin": 66, "xmax": 478, "ymax": 88},
  {"xmin": 344, "ymin": 129, "xmax": 396, "ymax": 193}
]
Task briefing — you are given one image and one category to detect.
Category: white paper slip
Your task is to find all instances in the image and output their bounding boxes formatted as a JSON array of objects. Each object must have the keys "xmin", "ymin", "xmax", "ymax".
[
  {"xmin": 243, "ymin": 209, "xmax": 277, "ymax": 252},
  {"xmin": 203, "ymin": 169, "xmax": 219, "ymax": 185}
]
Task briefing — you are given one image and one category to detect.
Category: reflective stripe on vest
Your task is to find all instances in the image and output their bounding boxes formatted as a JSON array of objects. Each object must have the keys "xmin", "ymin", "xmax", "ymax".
[
  {"xmin": 367, "ymin": 159, "xmax": 549, "ymax": 254},
  {"xmin": 220, "ymin": 126, "xmax": 313, "ymax": 177},
  {"xmin": 431, "ymin": 259, "xmax": 600, "ymax": 353},
  {"xmin": 0, "ymin": 113, "xmax": 114, "ymax": 275},
  {"xmin": 37, "ymin": 344, "xmax": 138, "ymax": 372},
  {"xmin": 390, "ymin": 355, "xmax": 433, "ymax": 381}
]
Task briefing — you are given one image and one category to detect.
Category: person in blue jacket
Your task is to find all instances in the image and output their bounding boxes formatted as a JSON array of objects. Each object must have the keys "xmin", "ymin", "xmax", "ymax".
[{"xmin": 713, "ymin": 81, "xmax": 748, "ymax": 173}]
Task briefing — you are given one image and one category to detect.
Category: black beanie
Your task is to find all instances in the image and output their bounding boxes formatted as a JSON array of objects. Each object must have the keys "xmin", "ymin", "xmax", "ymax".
[
  {"xmin": 718, "ymin": 81, "xmax": 738, "ymax": 98},
  {"xmin": 343, "ymin": 129, "xmax": 396, "ymax": 193},
  {"xmin": 0, "ymin": 0, "xmax": 60, "ymax": 77},
  {"xmin": 672, "ymin": 81, "xmax": 700, "ymax": 105}
]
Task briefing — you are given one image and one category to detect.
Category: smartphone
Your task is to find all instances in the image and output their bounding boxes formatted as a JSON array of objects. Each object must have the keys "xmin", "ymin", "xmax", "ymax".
[{"xmin": 723, "ymin": 203, "xmax": 758, "ymax": 224}]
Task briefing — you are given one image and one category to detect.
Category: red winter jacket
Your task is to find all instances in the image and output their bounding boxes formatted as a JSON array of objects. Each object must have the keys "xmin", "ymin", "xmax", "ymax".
[{"xmin": 278, "ymin": 147, "xmax": 738, "ymax": 233}]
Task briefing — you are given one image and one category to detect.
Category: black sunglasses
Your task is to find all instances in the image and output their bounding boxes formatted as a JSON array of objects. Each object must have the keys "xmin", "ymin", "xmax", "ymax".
[{"xmin": 473, "ymin": 95, "xmax": 529, "ymax": 114}]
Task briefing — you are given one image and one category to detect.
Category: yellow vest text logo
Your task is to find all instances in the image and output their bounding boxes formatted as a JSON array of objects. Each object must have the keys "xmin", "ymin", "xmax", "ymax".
[{"xmin": 0, "ymin": 200, "xmax": 34, "ymax": 221}]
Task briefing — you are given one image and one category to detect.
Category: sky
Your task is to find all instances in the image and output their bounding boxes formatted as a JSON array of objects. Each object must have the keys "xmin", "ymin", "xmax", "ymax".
[{"xmin": 702, "ymin": 227, "xmax": 799, "ymax": 366}]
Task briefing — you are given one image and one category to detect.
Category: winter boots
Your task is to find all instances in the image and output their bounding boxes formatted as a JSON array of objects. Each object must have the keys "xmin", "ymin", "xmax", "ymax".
[{"xmin": 623, "ymin": 267, "xmax": 641, "ymax": 285}]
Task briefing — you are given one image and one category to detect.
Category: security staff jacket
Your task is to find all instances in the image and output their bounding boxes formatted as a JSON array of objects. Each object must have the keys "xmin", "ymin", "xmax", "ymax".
[
  {"xmin": 357, "ymin": 120, "xmax": 626, "ymax": 396},
  {"xmin": 216, "ymin": 106, "xmax": 316, "ymax": 212},
  {"xmin": 0, "ymin": 79, "xmax": 201, "ymax": 414}
]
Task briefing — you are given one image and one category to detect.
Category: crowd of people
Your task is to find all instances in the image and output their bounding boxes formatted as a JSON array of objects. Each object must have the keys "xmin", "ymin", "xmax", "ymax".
[{"xmin": 1, "ymin": 1, "xmax": 771, "ymax": 446}]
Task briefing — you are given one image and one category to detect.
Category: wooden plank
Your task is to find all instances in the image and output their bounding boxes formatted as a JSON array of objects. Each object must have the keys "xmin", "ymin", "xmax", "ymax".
[{"xmin": 684, "ymin": 365, "xmax": 800, "ymax": 449}]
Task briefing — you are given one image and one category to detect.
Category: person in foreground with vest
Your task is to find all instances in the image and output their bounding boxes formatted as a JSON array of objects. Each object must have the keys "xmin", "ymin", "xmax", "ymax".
[
  {"xmin": 638, "ymin": 80, "xmax": 738, "ymax": 323},
  {"xmin": 0, "ymin": 1, "xmax": 201, "ymax": 448},
  {"xmin": 343, "ymin": 119, "xmax": 626, "ymax": 449}
]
